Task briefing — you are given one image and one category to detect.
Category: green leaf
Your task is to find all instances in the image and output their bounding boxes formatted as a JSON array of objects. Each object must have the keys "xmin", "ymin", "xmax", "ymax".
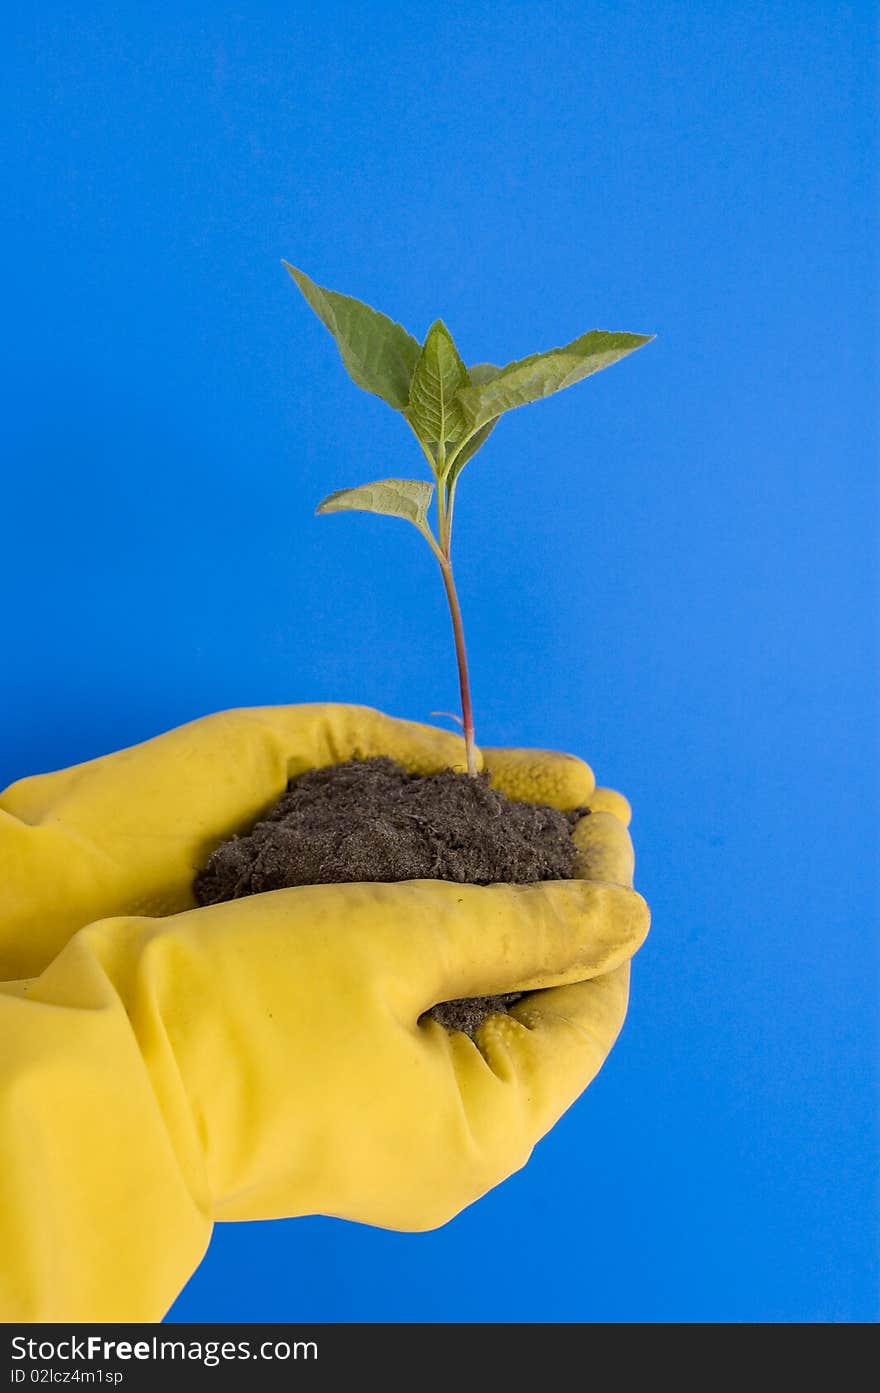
[
  {"xmin": 432, "ymin": 362, "xmax": 501, "ymax": 485},
  {"xmin": 466, "ymin": 362, "xmax": 501, "ymax": 386},
  {"xmin": 446, "ymin": 419, "xmax": 498, "ymax": 484},
  {"xmin": 284, "ymin": 263, "xmax": 421, "ymax": 410},
  {"xmin": 405, "ymin": 320, "xmax": 470, "ymax": 450},
  {"xmin": 456, "ymin": 330, "xmax": 654, "ymax": 430},
  {"xmin": 441, "ymin": 363, "xmax": 502, "ymax": 483},
  {"xmin": 315, "ymin": 478, "xmax": 434, "ymax": 531}
]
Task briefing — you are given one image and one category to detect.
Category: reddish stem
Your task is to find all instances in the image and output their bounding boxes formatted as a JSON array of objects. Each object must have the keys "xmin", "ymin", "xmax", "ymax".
[{"xmin": 438, "ymin": 557, "xmax": 477, "ymax": 776}]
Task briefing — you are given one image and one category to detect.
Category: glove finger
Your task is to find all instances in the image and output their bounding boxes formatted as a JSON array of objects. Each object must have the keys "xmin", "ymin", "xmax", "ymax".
[
  {"xmin": 586, "ymin": 786, "xmax": 632, "ymax": 826},
  {"xmin": 149, "ymin": 877, "xmax": 647, "ymax": 1020},
  {"xmin": 1, "ymin": 703, "xmax": 475, "ymax": 830},
  {"xmin": 370, "ymin": 877, "xmax": 648, "ymax": 1013},
  {"xmin": 468, "ymin": 963, "xmax": 632, "ymax": 1139},
  {"xmin": 571, "ymin": 811, "xmax": 635, "ymax": 887},
  {"xmin": 480, "ymin": 747, "xmax": 595, "ymax": 811},
  {"xmin": 0, "ymin": 705, "xmax": 474, "ymax": 980}
]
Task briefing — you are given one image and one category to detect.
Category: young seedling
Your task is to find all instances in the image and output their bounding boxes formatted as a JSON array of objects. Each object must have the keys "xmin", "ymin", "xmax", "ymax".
[{"xmin": 284, "ymin": 263, "xmax": 653, "ymax": 778}]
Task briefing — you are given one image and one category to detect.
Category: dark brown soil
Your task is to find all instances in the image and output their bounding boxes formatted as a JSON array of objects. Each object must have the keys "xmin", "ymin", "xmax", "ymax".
[{"xmin": 194, "ymin": 757, "xmax": 586, "ymax": 1036}]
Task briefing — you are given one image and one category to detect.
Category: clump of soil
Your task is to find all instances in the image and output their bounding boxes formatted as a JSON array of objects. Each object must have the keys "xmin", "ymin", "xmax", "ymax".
[{"xmin": 195, "ymin": 757, "xmax": 586, "ymax": 1036}]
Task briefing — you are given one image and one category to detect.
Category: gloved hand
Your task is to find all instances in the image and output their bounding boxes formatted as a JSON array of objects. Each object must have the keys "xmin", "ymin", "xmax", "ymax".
[{"xmin": 0, "ymin": 705, "xmax": 649, "ymax": 1321}]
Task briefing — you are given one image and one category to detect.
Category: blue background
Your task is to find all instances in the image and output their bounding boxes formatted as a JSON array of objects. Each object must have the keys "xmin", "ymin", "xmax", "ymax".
[{"xmin": 3, "ymin": 2, "xmax": 877, "ymax": 1323}]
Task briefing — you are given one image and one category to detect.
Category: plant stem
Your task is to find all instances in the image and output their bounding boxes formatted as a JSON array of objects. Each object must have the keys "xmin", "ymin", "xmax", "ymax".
[
  {"xmin": 420, "ymin": 475, "xmax": 477, "ymax": 776},
  {"xmin": 437, "ymin": 495, "xmax": 478, "ymax": 780},
  {"xmin": 437, "ymin": 549, "xmax": 477, "ymax": 777}
]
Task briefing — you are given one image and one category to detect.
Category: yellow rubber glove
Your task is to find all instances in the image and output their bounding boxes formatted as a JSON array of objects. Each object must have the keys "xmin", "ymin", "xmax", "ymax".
[{"xmin": 0, "ymin": 705, "xmax": 648, "ymax": 1322}]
